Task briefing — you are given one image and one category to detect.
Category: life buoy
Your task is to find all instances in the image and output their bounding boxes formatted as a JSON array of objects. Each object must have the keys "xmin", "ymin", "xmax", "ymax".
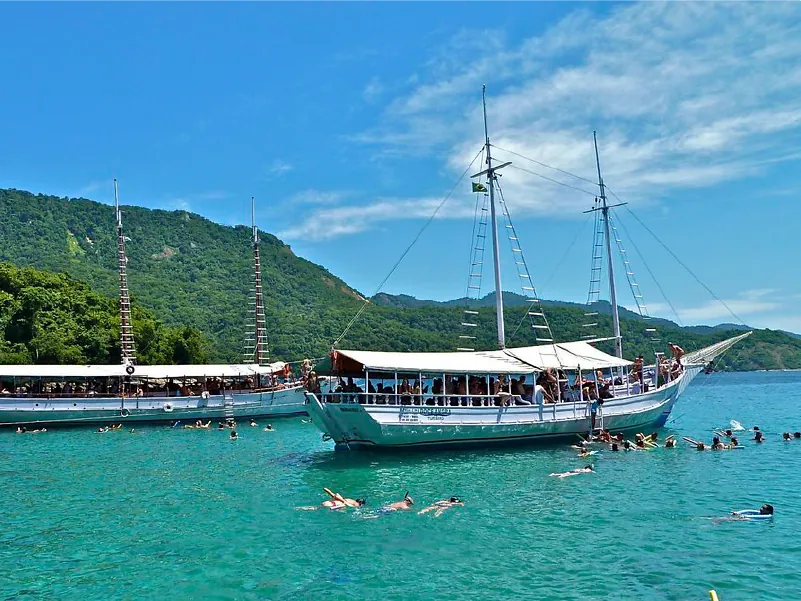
[
  {"xmin": 126, "ymin": 364, "xmax": 135, "ymax": 375},
  {"xmin": 120, "ymin": 408, "xmax": 130, "ymax": 418},
  {"xmin": 164, "ymin": 403, "xmax": 173, "ymax": 412},
  {"xmin": 201, "ymin": 391, "xmax": 210, "ymax": 400}
]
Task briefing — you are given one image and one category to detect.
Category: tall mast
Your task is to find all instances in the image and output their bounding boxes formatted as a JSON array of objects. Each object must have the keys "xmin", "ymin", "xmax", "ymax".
[
  {"xmin": 483, "ymin": 85, "xmax": 506, "ymax": 349},
  {"xmin": 593, "ymin": 132, "xmax": 622, "ymax": 359},
  {"xmin": 114, "ymin": 179, "xmax": 136, "ymax": 365},
  {"xmin": 247, "ymin": 196, "xmax": 268, "ymax": 366}
]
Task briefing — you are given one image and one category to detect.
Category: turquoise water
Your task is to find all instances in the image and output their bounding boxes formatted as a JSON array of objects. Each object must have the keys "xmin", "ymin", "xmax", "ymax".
[{"xmin": 2, "ymin": 371, "xmax": 801, "ymax": 601}]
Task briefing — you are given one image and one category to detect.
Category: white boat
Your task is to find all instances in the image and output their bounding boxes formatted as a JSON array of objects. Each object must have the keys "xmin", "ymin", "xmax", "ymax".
[
  {"xmin": 0, "ymin": 187, "xmax": 306, "ymax": 426},
  {"xmin": 304, "ymin": 87, "xmax": 750, "ymax": 451}
]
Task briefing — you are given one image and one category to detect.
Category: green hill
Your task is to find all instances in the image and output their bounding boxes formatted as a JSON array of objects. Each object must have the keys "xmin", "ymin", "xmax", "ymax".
[
  {"xmin": 0, "ymin": 262, "xmax": 208, "ymax": 365},
  {"xmin": 2, "ymin": 187, "xmax": 800, "ymax": 371}
]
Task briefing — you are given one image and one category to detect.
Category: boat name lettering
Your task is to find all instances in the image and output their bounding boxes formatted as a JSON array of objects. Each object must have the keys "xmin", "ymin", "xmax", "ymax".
[
  {"xmin": 400, "ymin": 407, "xmax": 451, "ymax": 417},
  {"xmin": 339, "ymin": 406, "xmax": 362, "ymax": 413}
]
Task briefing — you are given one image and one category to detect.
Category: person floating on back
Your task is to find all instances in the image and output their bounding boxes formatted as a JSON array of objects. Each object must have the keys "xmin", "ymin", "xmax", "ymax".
[{"xmin": 550, "ymin": 465, "xmax": 594, "ymax": 479}]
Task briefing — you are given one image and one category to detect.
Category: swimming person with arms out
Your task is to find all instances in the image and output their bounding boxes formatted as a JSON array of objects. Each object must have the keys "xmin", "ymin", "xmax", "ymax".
[
  {"xmin": 418, "ymin": 497, "xmax": 464, "ymax": 517},
  {"xmin": 550, "ymin": 465, "xmax": 594, "ymax": 478}
]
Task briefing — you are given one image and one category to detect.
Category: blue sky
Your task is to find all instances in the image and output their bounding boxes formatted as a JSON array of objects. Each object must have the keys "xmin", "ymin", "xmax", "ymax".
[{"xmin": 2, "ymin": 2, "xmax": 801, "ymax": 332}]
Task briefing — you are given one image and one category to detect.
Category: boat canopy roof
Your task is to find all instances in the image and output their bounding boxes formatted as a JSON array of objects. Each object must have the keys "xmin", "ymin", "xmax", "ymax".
[
  {"xmin": 0, "ymin": 362, "xmax": 287, "ymax": 379},
  {"xmin": 333, "ymin": 341, "xmax": 630, "ymax": 375}
]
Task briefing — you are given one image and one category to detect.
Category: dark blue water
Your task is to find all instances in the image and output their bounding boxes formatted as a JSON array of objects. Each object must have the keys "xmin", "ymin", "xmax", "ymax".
[{"xmin": 1, "ymin": 371, "xmax": 799, "ymax": 600}]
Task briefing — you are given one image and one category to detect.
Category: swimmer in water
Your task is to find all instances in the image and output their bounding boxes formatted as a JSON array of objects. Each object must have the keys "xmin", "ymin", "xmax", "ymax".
[
  {"xmin": 729, "ymin": 436, "xmax": 740, "ymax": 449},
  {"xmin": 665, "ymin": 436, "xmax": 677, "ymax": 448},
  {"xmin": 301, "ymin": 418, "xmax": 313, "ymax": 424},
  {"xmin": 795, "ymin": 432, "xmax": 801, "ymax": 439},
  {"xmin": 712, "ymin": 436, "xmax": 726, "ymax": 450},
  {"xmin": 623, "ymin": 440, "xmax": 633, "ymax": 451},
  {"xmin": 230, "ymin": 430, "xmax": 238, "ymax": 440},
  {"xmin": 418, "ymin": 496, "xmax": 464, "ymax": 517},
  {"xmin": 610, "ymin": 442, "xmax": 619, "ymax": 452},
  {"xmin": 217, "ymin": 422, "xmax": 225, "ymax": 430},
  {"xmin": 16, "ymin": 426, "xmax": 26, "ymax": 434},
  {"xmin": 385, "ymin": 492, "xmax": 414, "ymax": 511},
  {"xmin": 129, "ymin": 428, "xmax": 135, "ymax": 433},
  {"xmin": 783, "ymin": 432, "xmax": 791, "ymax": 441},
  {"xmin": 249, "ymin": 419, "xmax": 258, "ymax": 427},
  {"xmin": 298, "ymin": 488, "xmax": 366, "ymax": 511},
  {"xmin": 754, "ymin": 431, "xmax": 764, "ymax": 443},
  {"xmin": 263, "ymin": 424, "xmax": 274, "ymax": 432},
  {"xmin": 323, "ymin": 488, "xmax": 365, "ymax": 509},
  {"xmin": 550, "ymin": 465, "xmax": 594, "ymax": 479}
]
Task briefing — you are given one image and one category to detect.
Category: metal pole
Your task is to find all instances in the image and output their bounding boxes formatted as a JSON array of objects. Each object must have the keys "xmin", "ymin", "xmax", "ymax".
[
  {"xmin": 594, "ymin": 132, "xmax": 622, "ymax": 359},
  {"xmin": 483, "ymin": 85, "xmax": 505, "ymax": 349}
]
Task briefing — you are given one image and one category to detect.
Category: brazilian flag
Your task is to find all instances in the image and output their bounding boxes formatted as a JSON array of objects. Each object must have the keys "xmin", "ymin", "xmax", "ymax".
[{"xmin": 472, "ymin": 182, "xmax": 488, "ymax": 193}]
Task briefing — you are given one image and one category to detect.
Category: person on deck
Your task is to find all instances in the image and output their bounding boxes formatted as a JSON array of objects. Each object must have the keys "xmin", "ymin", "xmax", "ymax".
[{"xmin": 668, "ymin": 343, "xmax": 685, "ymax": 363}]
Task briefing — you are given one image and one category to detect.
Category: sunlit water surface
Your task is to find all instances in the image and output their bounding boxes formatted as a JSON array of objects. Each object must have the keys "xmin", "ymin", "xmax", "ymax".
[{"xmin": 2, "ymin": 372, "xmax": 800, "ymax": 601}]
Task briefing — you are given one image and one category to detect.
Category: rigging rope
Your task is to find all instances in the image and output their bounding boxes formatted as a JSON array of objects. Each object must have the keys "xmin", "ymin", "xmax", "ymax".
[
  {"xmin": 331, "ymin": 146, "xmax": 485, "ymax": 348},
  {"xmin": 490, "ymin": 144, "xmax": 599, "ymax": 187},
  {"xmin": 506, "ymin": 164, "xmax": 598, "ymax": 197},
  {"xmin": 606, "ymin": 189, "xmax": 747, "ymax": 327},
  {"xmin": 609, "ymin": 208, "xmax": 684, "ymax": 327}
]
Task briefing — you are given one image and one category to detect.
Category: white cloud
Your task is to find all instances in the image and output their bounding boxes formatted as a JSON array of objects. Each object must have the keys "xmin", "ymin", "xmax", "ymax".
[
  {"xmin": 346, "ymin": 3, "xmax": 801, "ymax": 224},
  {"xmin": 363, "ymin": 77, "xmax": 384, "ymax": 103},
  {"xmin": 648, "ymin": 289, "xmax": 788, "ymax": 327},
  {"xmin": 279, "ymin": 195, "xmax": 474, "ymax": 241},
  {"xmin": 289, "ymin": 189, "xmax": 347, "ymax": 206},
  {"xmin": 265, "ymin": 159, "xmax": 293, "ymax": 178},
  {"xmin": 291, "ymin": 4, "xmax": 801, "ymax": 242}
]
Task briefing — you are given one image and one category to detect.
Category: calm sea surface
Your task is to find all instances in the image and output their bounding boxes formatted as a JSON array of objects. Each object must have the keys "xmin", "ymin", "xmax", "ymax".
[{"xmin": 2, "ymin": 371, "xmax": 801, "ymax": 601}]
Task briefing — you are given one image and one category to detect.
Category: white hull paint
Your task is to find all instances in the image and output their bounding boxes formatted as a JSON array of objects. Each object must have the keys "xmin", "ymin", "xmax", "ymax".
[
  {"xmin": 0, "ymin": 386, "xmax": 307, "ymax": 426},
  {"xmin": 306, "ymin": 366, "xmax": 702, "ymax": 450}
]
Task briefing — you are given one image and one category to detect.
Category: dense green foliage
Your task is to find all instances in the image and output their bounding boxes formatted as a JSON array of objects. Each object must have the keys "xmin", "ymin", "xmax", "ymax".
[
  {"xmin": 0, "ymin": 262, "xmax": 209, "ymax": 364},
  {"xmin": 2, "ymin": 188, "xmax": 800, "ymax": 371}
]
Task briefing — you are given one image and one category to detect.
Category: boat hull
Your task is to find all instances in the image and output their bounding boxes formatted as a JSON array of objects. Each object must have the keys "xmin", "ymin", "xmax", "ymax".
[
  {"xmin": 306, "ymin": 366, "xmax": 702, "ymax": 451},
  {"xmin": 0, "ymin": 386, "xmax": 307, "ymax": 427}
]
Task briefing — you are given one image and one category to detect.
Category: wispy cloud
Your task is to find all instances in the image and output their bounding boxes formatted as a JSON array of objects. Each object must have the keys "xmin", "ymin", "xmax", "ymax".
[
  {"xmin": 265, "ymin": 159, "xmax": 293, "ymax": 179},
  {"xmin": 328, "ymin": 3, "xmax": 801, "ymax": 232},
  {"xmin": 289, "ymin": 189, "xmax": 347, "ymax": 206},
  {"xmin": 363, "ymin": 77, "xmax": 384, "ymax": 103},
  {"xmin": 648, "ymin": 289, "xmax": 785, "ymax": 325}
]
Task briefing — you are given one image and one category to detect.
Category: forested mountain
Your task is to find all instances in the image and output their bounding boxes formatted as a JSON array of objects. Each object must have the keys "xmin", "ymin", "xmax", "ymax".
[{"xmin": 2, "ymin": 188, "xmax": 800, "ymax": 371}]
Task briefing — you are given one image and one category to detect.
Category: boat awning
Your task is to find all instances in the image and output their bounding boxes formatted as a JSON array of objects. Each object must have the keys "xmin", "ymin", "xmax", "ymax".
[
  {"xmin": 0, "ymin": 363, "xmax": 288, "ymax": 379},
  {"xmin": 506, "ymin": 342, "xmax": 631, "ymax": 370},
  {"xmin": 332, "ymin": 341, "xmax": 630, "ymax": 375},
  {"xmin": 134, "ymin": 363, "xmax": 288, "ymax": 379},
  {"xmin": 0, "ymin": 365, "xmax": 129, "ymax": 378}
]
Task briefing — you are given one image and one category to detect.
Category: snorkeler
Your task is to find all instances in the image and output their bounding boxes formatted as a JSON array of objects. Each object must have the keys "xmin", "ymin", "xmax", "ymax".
[
  {"xmin": 418, "ymin": 497, "xmax": 464, "ymax": 517},
  {"xmin": 323, "ymin": 488, "xmax": 365, "ymax": 509},
  {"xmin": 385, "ymin": 492, "xmax": 414, "ymax": 511},
  {"xmin": 550, "ymin": 465, "xmax": 594, "ymax": 479}
]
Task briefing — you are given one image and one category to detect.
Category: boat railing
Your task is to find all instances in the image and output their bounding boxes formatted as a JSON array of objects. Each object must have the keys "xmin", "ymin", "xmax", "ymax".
[{"xmin": 0, "ymin": 383, "xmax": 302, "ymax": 400}]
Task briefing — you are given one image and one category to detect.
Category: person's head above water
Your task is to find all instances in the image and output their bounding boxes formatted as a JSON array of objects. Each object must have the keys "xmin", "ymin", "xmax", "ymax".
[
  {"xmin": 449, "ymin": 496, "xmax": 462, "ymax": 504},
  {"xmin": 583, "ymin": 465, "xmax": 594, "ymax": 471},
  {"xmin": 611, "ymin": 442, "xmax": 619, "ymax": 451},
  {"xmin": 697, "ymin": 443, "xmax": 706, "ymax": 450},
  {"xmin": 712, "ymin": 436, "xmax": 721, "ymax": 445},
  {"xmin": 355, "ymin": 498, "xmax": 366, "ymax": 506},
  {"xmin": 403, "ymin": 492, "xmax": 414, "ymax": 506},
  {"xmin": 784, "ymin": 432, "xmax": 791, "ymax": 440},
  {"xmin": 795, "ymin": 432, "xmax": 801, "ymax": 439},
  {"xmin": 725, "ymin": 429, "xmax": 733, "ymax": 436},
  {"xmin": 760, "ymin": 504, "xmax": 774, "ymax": 515},
  {"xmin": 753, "ymin": 426, "xmax": 760, "ymax": 431},
  {"xmin": 730, "ymin": 437, "xmax": 739, "ymax": 446}
]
